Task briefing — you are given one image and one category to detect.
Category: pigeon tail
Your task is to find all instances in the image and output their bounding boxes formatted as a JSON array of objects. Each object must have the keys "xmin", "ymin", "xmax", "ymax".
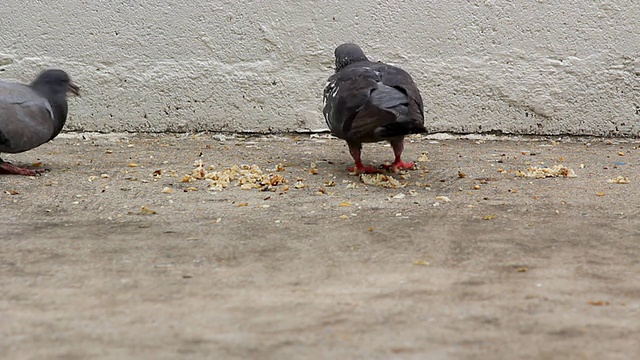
[{"xmin": 375, "ymin": 117, "xmax": 427, "ymax": 138}]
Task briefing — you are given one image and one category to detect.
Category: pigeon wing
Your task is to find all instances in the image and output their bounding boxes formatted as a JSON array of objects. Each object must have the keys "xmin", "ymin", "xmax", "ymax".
[
  {"xmin": 377, "ymin": 64, "xmax": 425, "ymax": 125},
  {"xmin": 323, "ymin": 65, "xmax": 387, "ymax": 140}
]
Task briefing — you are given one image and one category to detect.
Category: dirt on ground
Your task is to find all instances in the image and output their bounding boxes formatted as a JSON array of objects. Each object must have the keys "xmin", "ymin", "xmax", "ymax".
[{"xmin": 1, "ymin": 132, "xmax": 639, "ymax": 360}]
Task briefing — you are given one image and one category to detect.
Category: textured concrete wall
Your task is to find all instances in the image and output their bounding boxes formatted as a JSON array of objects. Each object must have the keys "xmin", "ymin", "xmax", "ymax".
[{"xmin": 1, "ymin": 1, "xmax": 639, "ymax": 136}]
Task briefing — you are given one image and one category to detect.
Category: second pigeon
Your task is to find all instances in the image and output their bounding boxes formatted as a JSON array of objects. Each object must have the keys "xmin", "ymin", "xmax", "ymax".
[{"xmin": 323, "ymin": 43, "xmax": 426, "ymax": 174}]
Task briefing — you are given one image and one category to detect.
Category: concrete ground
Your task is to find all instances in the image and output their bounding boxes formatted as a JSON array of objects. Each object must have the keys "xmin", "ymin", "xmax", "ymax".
[{"xmin": 1, "ymin": 133, "xmax": 639, "ymax": 360}]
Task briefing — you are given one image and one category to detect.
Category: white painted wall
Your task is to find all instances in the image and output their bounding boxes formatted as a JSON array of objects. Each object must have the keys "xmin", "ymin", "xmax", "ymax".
[{"xmin": 1, "ymin": 1, "xmax": 638, "ymax": 136}]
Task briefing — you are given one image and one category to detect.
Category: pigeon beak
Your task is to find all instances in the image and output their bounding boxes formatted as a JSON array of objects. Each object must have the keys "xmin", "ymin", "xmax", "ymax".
[{"xmin": 68, "ymin": 82, "xmax": 81, "ymax": 97}]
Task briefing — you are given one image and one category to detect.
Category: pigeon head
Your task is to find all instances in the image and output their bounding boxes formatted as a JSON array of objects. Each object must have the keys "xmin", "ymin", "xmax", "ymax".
[
  {"xmin": 334, "ymin": 43, "xmax": 368, "ymax": 71},
  {"xmin": 29, "ymin": 69, "xmax": 79, "ymax": 141},
  {"xmin": 31, "ymin": 69, "xmax": 80, "ymax": 98}
]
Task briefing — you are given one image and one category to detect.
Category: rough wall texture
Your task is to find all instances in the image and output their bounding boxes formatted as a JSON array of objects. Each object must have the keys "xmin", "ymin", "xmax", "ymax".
[{"xmin": 1, "ymin": 1, "xmax": 639, "ymax": 136}]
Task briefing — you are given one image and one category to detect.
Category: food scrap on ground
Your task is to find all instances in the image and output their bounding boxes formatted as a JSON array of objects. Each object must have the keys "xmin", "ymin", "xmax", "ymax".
[
  {"xmin": 128, "ymin": 206, "xmax": 157, "ymax": 215},
  {"xmin": 180, "ymin": 160, "xmax": 288, "ymax": 191},
  {"xmin": 607, "ymin": 176, "xmax": 629, "ymax": 184},
  {"xmin": 360, "ymin": 173, "xmax": 406, "ymax": 188},
  {"xmin": 516, "ymin": 164, "xmax": 577, "ymax": 178},
  {"xmin": 587, "ymin": 300, "xmax": 610, "ymax": 306}
]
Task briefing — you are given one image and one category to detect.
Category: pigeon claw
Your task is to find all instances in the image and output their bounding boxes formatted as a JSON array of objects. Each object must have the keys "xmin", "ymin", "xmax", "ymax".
[
  {"xmin": 382, "ymin": 160, "xmax": 415, "ymax": 173},
  {"xmin": 347, "ymin": 165, "xmax": 380, "ymax": 174},
  {"xmin": 0, "ymin": 162, "xmax": 47, "ymax": 176}
]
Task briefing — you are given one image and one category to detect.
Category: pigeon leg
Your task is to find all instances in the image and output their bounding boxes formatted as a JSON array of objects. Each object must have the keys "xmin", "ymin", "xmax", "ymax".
[
  {"xmin": 382, "ymin": 138, "xmax": 415, "ymax": 173},
  {"xmin": 346, "ymin": 142, "xmax": 379, "ymax": 174},
  {"xmin": 0, "ymin": 160, "xmax": 45, "ymax": 176}
]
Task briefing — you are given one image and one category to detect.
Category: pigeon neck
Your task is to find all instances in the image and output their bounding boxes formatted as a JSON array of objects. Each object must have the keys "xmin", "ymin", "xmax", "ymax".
[
  {"xmin": 31, "ymin": 85, "xmax": 68, "ymax": 141},
  {"xmin": 336, "ymin": 57, "xmax": 369, "ymax": 72}
]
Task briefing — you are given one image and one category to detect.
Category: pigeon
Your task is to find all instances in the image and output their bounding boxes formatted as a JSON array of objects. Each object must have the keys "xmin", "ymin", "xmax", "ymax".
[
  {"xmin": 0, "ymin": 69, "xmax": 80, "ymax": 176},
  {"xmin": 323, "ymin": 43, "xmax": 426, "ymax": 174}
]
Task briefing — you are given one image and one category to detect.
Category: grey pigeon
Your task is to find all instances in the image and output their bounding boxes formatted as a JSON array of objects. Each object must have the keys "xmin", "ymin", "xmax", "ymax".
[
  {"xmin": 0, "ymin": 69, "xmax": 79, "ymax": 175},
  {"xmin": 323, "ymin": 43, "xmax": 426, "ymax": 174}
]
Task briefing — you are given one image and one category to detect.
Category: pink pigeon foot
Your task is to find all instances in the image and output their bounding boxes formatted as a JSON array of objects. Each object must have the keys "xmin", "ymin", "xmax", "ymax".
[
  {"xmin": 347, "ymin": 164, "xmax": 380, "ymax": 174},
  {"xmin": 0, "ymin": 161, "xmax": 46, "ymax": 176},
  {"xmin": 384, "ymin": 138, "xmax": 416, "ymax": 173},
  {"xmin": 346, "ymin": 142, "xmax": 380, "ymax": 174},
  {"xmin": 382, "ymin": 160, "xmax": 415, "ymax": 173}
]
